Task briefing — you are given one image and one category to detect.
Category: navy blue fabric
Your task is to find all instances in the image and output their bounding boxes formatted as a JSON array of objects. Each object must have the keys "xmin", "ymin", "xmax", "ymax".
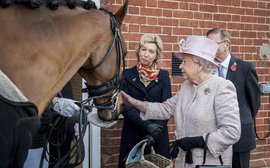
[
  {"xmin": 118, "ymin": 66, "xmax": 172, "ymax": 168},
  {"xmin": 0, "ymin": 94, "xmax": 40, "ymax": 168},
  {"xmin": 226, "ymin": 55, "xmax": 260, "ymax": 152}
]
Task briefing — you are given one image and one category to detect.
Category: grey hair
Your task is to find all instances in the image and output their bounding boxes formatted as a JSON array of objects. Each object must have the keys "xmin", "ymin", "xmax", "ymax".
[
  {"xmin": 206, "ymin": 28, "xmax": 231, "ymax": 42},
  {"xmin": 192, "ymin": 55, "xmax": 216, "ymax": 74},
  {"xmin": 136, "ymin": 34, "xmax": 163, "ymax": 61}
]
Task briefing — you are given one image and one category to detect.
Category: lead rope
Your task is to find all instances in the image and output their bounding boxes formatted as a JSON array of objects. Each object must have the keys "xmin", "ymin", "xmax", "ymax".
[
  {"xmin": 52, "ymin": 99, "xmax": 91, "ymax": 168},
  {"xmin": 39, "ymin": 98, "xmax": 91, "ymax": 168}
]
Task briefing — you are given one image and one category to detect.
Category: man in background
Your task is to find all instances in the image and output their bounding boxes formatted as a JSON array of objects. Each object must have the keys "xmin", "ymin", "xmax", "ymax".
[{"xmin": 207, "ymin": 28, "xmax": 261, "ymax": 168}]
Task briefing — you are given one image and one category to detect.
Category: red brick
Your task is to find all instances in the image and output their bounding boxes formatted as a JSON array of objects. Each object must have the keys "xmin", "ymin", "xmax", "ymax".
[
  {"xmin": 163, "ymin": 43, "xmax": 173, "ymax": 51},
  {"xmin": 203, "ymin": 13, "xmax": 213, "ymax": 20},
  {"xmin": 200, "ymin": 4, "xmax": 218, "ymax": 12},
  {"xmin": 173, "ymin": 27, "xmax": 192, "ymax": 36},
  {"xmin": 257, "ymin": 17, "xmax": 266, "ymax": 24},
  {"xmin": 147, "ymin": 0, "xmax": 157, "ymax": 7},
  {"xmin": 194, "ymin": 0, "xmax": 203, "ymax": 3},
  {"xmin": 250, "ymin": 159, "xmax": 267, "ymax": 168},
  {"xmin": 141, "ymin": 25, "xmax": 161, "ymax": 34},
  {"xmin": 147, "ymin": 17, "xmax": 158, "ymax": 25},
  {"xmin": 129, "ymin": 0, "xmax": 146, "ymax": 6},
  {"xmin": 128, "ymin": 25, "xmax": 139, "ymax": 32},
  {"xmin": 241, "ymin": 1, "xmax": 258, "ymax": 8},
  {"xmin": 246, "ymin": 8, "xmax": 254, "ymax": 15},
  {"xmin": 160, "ymin": 35, "xmax": 178, "ymax": 43},
  {"xmin": 232, "ymin": 0, "xmax": 241, "ymax": 7},
  {"xmin": 179, "ymin": 2, "xmax": 189, "ymax": 10},
  {"xmin": 244, "ymin": 39, "xmax": 253, "ymax": 45},
  {"xmin": 189, "ymin": 20, "xmax": 199, "ymax": 28},
  {"xmin": 158, "ymin": 1, "xmax": 179, "ymax": 9},
  {"xmin": 162, "ymin": 27, "xmax": 172, "ymax": 35},
  {"xmin": 194, "ymin": 12, "xmax": 204, "ymax": 20},
  {"xmin": 193, "ymin": 28, "xmax": 204, "ymax": 36},
  {"xmin": 158, "ymin": 18, "xmax": 179, "ymax": 26},
  {"xmin": 230, "ymin": 7, "xmax": 245, "ymax": 15},
  {"xmin": 125, "ymin": 15, "xmax": 146, "ymax": 24},
  {"xmin": 231, "ymin": 15, "xmax": 241, "ymax": 22},
  {"xmin": 128, "ymin": 6, "xmax": 140, "ymax": 14},
  {"xmin": 190, "ymin": 3, "xmax": 199, "ymax": 10},
  {"xmin": 254, "ymin": 9, "xmax": 269, "ymax": 17},
  {"xmin": 213, "ymin": 14, "xmax": 232, "ymax": 21},
  {"xmin": 163, "ymin": 9, "xmax": 173, "ymax": 17},
  {"xmin": 174, "ymin": 11, "xmax": 194, "ymax": 19},
  {"xmin": 115, "ymin": 0, "xmax": 123, "ymax": 4},
  {"xmin": 228, "ymin": 23, "xmax": 242, "ymax": 30},
  {"xmin": 240, "ymin": 31, "xmax": 257, "ymax": 38},
  {"xmin": 141, "ymin": 8, "xmax": 162, "ymax": 17},
  {"xmin": 258, "ymin": 2, "xmax": 266, "ymax": 8}
]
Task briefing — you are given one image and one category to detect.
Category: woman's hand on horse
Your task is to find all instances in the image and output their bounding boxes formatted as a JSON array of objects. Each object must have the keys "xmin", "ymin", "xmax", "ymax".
[
  {"xmin": 120, "ymin": 91, "xmax": 147, "ymax": 113},
  {"xmin": 52, "ymin": 97, "xmax": 80, "ymax": 117}
]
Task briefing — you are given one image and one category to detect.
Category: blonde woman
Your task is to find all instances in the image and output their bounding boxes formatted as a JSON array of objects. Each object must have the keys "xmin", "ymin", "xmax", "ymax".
[{"xmin": 118, "ymin": 34, "xmax": 172, "ymax": 168}]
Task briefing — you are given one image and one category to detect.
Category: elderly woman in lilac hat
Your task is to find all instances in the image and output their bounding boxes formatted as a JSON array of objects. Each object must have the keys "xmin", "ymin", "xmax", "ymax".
[{"xmin": 121, "ymin": 36, "xmax": 241, "ymax": 168}]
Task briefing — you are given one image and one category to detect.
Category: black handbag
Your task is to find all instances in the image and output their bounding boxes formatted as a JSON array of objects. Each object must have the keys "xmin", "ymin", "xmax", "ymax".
[{"xmin": 195, "ymin": 133, "xmax": 230, "ymax": 168}]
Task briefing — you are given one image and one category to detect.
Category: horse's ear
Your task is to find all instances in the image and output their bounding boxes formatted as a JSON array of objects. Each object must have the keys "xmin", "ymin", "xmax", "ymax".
[{"xmin": 114, "ymin": 0, "xmax": 128, "ymax": 27}]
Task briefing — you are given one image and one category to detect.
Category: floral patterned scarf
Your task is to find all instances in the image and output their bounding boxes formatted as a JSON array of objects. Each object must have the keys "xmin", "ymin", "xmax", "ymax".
[{"xmin": 136, "ymin": 62, "xmax": 160, "ymax": 87}]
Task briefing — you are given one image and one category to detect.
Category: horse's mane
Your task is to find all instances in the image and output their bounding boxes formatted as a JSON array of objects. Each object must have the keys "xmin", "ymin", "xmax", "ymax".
[{"xmin": 0, "ymin": 0, "xmax": 97, "ymax": 10}]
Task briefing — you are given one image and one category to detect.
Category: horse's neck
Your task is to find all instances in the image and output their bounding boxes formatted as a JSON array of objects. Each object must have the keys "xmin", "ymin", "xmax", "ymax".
[{"xmin": 0, "ymin": 6, "xmax": 108, "ymax": 115}]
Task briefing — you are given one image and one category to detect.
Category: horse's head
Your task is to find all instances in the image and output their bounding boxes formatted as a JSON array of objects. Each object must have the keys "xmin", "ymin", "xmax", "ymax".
[{"xmin": 78, "ymin": 1, "xmax": 128, "ymax": 122}]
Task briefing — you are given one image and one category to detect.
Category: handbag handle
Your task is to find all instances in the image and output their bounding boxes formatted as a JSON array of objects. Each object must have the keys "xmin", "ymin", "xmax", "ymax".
[
  {"xmin": 203, "ymin": 133, "xmax": 224, "ymax": 165},
  {"xmin": 141, "ymin": 142, "xmax": 156, "ymax": 159}
]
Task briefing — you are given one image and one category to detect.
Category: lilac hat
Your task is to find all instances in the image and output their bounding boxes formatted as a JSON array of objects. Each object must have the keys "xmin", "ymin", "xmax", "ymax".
[{"xmin": 174, "ymin": 36, "xmax": 219, "ymax": 66}]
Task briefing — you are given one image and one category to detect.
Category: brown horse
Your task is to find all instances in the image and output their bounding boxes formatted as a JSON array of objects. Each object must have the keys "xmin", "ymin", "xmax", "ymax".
[
  {"xmin": 0, "ymin": 0, "xmax": 127, "ymax": 167},
  {"xmin": 0, "ymin": 1, "xmax": 127, "ymax": 120}
]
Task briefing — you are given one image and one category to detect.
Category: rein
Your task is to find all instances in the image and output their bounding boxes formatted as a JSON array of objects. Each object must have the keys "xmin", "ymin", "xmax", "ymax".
[{"xmin": 81, "ymin": 7, "xmax": 126, "ymax": 116}]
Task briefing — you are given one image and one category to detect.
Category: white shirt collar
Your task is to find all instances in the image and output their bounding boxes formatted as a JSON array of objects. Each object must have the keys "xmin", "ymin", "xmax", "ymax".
[{"xmin": 221, "ymin": 53, "xmax": 231, "ymax": 69}]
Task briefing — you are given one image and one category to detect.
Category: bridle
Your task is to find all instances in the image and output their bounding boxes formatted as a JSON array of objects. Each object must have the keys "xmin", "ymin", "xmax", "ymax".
[
  {"xmin": 38, "ymin": 6, "xmax": 127, "ymax": 168},
  {"xmin": 80, "ymin": 8, "xmax": 126, "ymax": 118}
]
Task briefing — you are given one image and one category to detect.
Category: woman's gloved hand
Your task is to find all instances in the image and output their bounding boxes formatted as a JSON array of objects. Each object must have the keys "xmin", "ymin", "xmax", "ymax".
[
  {"xmin": 169, "ymin": 141, "xmax": 179, "ymax": 159},
  {"xmin": 145, "ymin": 135, "xmax": 156, "ymax": 148},
  {"xmin": 146, "ymin": 123, "xmax": 163, "ymax": 139},
  {"xmin": 169, "ymin": 136, "xmax": 205, "ymax": 151},
  {"xmin": 52, "ymin": 97, "xmax": 80, "ymax": 117}
]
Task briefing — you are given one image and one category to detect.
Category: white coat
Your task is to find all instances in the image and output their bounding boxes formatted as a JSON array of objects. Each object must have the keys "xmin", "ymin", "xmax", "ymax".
[{"xmin": 141, "ymin": 75, "xmax": 241, "ymax": 168}]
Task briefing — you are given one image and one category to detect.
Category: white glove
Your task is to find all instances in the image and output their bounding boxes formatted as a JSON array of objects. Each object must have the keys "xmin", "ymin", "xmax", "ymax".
[{"xmin": 52, "ymin": 97, "xmax": 80, "ymax": 117}]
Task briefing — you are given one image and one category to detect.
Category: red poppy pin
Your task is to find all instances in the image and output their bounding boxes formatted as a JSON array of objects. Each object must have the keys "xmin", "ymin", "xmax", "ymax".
[{"xmin": 230, "ymin": 62, "xmax": 237, "ymax": 72}]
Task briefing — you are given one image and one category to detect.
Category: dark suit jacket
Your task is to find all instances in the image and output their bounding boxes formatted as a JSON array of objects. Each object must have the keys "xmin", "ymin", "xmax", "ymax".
[
  {"xmin": 118, "ymin": 66, "xmax": 172, "ymax": 168},
  {"xmin": 226, "ymin": 55, "xmax": 261, "ymax": 152}
]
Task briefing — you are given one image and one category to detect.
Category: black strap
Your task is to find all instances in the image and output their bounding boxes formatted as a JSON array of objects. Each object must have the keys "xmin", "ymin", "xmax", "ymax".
[{"xmin": 202, "ymin": 133, "xmax": 224, "ymax": 165}]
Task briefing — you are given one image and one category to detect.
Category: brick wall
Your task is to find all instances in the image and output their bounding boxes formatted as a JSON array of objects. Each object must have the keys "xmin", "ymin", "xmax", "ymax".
[{"xmin": 99, "ymin": 0, "xmax": 270, "ymax": 167}]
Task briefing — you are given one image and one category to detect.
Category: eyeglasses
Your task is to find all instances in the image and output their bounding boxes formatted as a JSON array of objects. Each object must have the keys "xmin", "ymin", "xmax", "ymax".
[{"xmin": 216, "ymin": 41, "xmax": 226, "ymax": 45}]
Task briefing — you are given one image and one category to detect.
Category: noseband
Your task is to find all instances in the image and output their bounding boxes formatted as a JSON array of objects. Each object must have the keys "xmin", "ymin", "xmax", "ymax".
[{"xmin": 81, "ymin": 8, "xmax": 126, "ymax": 117}]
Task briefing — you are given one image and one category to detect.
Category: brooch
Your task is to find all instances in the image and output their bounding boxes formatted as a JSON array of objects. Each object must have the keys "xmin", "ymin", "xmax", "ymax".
[
  {"xmin": 204, "ymin": 88, "xmax": 211, "ymax": 95},
  {"xmin": 230, "ymin": 62, "xmax": 237, "ymax": 72}
]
